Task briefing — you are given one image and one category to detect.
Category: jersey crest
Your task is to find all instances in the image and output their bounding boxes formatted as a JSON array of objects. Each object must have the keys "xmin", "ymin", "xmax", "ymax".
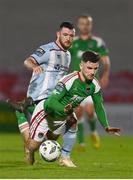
[{"xmin": 55, "ymin": 82, "xmax": 65, "ymax": 93}]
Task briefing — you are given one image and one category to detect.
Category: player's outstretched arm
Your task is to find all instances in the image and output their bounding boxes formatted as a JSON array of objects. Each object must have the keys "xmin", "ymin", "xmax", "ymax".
[{"xmin": 92, "ymin": 91, "xmax": 121, "ymax": 136}]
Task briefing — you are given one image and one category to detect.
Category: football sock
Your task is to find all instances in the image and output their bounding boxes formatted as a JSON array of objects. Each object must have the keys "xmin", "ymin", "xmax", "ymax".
[
  {"xmin": 88, "ymin": 117, "xmax": 96, "ymax": 132},
  {"xmin": 77, "ymin": 121, "xmax": 84, "ymax": 144},
  {"xmin": 61, "ymin": 128, "xmax": 77, "ymax": 158},
  {"xmin": 15, "ymin": 110, "xmax": 29, "ymax": 133}
]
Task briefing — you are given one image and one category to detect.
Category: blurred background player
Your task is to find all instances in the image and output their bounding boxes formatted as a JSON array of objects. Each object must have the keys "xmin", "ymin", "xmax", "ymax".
[
  {"xmin": 69, "ymin": 14, "xmax": 111, "ymax": 150},
  {"xmin": 9, "ymin": 22, "xmax": 76, "ymax": 165}
]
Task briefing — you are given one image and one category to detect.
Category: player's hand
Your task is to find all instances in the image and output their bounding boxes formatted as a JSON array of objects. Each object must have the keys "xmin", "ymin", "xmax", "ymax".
[
  {"xmin": 100, "ymin": 74, "xmax": 109, "ymax": 89},
  {"xmin": 65, "ymin": 112, "xmax": 77, "ymax": 133},
  {"xmin": 105, "ymin": 126, "xmax": 121, "ymax": 136},
  {"xmin": 33, "ymin": 66, "xmax": 44, "ymax": 74},
  {"xmin": 64, "ymin": 103, "xmax": 73, "ymax": 113}
]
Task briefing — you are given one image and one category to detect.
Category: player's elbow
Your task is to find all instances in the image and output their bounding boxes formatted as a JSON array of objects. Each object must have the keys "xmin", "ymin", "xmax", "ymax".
[
  {"xmin": 24, "ymin": 57, "xmax": 37, "ymax": 69},
  {"xmin": 24, "ymin": 59, "xmax": 28, "ymax": 67},
  {"xmin": 101, "ymin": 56, "xmax": 111, "ymax": 67}
]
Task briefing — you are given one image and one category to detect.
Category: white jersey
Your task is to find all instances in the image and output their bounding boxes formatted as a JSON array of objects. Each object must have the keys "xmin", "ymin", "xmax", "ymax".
[{"xmin": 27, "ymin": 42, "xmax": 71, "ymax": 101}]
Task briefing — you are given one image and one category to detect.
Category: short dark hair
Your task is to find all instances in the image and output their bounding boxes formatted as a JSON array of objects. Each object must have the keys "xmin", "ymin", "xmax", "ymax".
[
  {"xmin": 59, "ymin": 22, "xmax": 74, "ymax": 30},
  {"xmin": 78, "ymin": 14, "xmax": 93, "ymax": 21},
  {"xmin": 82, "ymin": 51, "xmax": 100, "ymax": 63}
]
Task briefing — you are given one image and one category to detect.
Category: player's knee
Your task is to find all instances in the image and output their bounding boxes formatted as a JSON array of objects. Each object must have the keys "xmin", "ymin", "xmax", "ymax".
[
  {"xmin": 85, "ymin": 104, "xmax": 95, "ymax": 119},
  {"xmin": 75, "ymin": 106, "xmax": 83, "ymax": 119},
  {"xmin": 88, "ymin": 112, "xmax": 95, "ymax": 119},
  {"xmin": 69, "ymin": 122, "xmax": 78, "ymax": 133},
  {"xmin": 71, "ymin": 123, "xmax": 77, "ymax": 129},
  {"xmin": 21, "ymin": 130, "xmax": 30, "ymax": 143}
]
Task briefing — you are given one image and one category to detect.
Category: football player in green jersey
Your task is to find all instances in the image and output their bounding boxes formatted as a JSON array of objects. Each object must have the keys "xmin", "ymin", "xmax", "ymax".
[
  {"xmin": 27, "ymin": 51, "xmax": 120, "ymax": 166},
  {"xmin": 69, "ymin": 14, "xmax": 111, "ymax": 150}
]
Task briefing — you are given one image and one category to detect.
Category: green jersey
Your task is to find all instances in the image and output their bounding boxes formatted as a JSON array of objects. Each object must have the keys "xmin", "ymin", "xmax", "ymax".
[
  {"xmin": 44, "ymin": 71, "xmax": 109, "ymax": 130},
  {"xmin": 69, "ymin": 36, "xmax": 109, "ymax": 72}
]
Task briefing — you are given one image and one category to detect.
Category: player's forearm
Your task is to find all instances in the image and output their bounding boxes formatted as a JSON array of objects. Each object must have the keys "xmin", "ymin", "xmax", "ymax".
[
  {"xmin": 94, "ymin": 101, "xmax": 109, "ymax": 128},
  {"xmin": 45, "ymin": 97, "xmax": 65, "ymax": 114},
  {"xmin": 44, "ymin": 88, "xmax": 68, "ymax": 116},
  {"xmin": 92, "ymin": 92, "xmax": 109, "ymax": 128},
  {"xmin": 24, "ymin": 57, "xmax": 38, "ymax": 70},
  {"xmin": 101, "ymin": 56, "xmax": 110, "ymax": 76}
]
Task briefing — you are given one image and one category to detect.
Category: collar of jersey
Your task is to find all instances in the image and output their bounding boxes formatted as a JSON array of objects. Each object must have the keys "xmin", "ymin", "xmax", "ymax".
[{"xmin": 54, "ymin": 42, "xmax": 67, "ymax": 52}]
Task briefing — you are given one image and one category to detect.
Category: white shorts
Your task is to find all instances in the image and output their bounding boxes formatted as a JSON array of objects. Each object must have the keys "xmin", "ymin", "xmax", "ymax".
[
  {"xmin": 30, "ymin": 100, "xmax": 49, "ymax": 142},
  {"xmin": 29, "ymin": 100, "xmax": 68, "ymax": 142},
  {"xmin": 80, "ymin": 96, "xmax": 93, "ymax": 107}
]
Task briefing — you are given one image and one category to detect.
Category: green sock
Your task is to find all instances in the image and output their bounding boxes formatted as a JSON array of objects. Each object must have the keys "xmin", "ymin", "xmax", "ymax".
[
  {"xmin": 27, "ymin": 105, "xmax": 35, "ymax": 114},
  {"xmin": 77, "ymin": 122, "xmax": 84, "ymax": 144},
  {"xmin": 88, "ymin": 118, "xmax": 96, "ymax": 132},
  {"xmin": 15, "ymin": 104, "xmax": 35, "ymax": 125},
  {"xmin": 15, "ymin": 110, "xmax": 27, "ymax": 126}
]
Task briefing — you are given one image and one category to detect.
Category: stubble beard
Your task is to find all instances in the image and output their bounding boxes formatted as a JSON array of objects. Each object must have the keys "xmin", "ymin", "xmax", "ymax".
[{"xmin": 59, "ymin": 38, "xmax": 71, "ymax": 50}]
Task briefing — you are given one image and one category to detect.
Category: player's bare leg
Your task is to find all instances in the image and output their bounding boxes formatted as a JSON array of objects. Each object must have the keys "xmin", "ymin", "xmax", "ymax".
[
  {"xmin": 7, "ymin": 98, "xmax": 35, "ymax": 163},
  {"xmin": 15, "ymin": 110, "xmax": 33, "ymax": 164},
  {"xmin": 18, "ymin": 123, "xmax": 33, "ymax": 165},
  {"xmin": 19, "ymin": 126, "xmax": 33, "ymax": 164},
  {"xmin": 27, "ymin": 138, "xmax": 41, "ymax": 165},
  {"xmin": 21, "ymin": 130, "xmax": 31, "ymax": 164},
  {"xmin": 26, "ymin": 130, "xmax": 59, "ymax": 165},
  {"xmin": 85, "ymin": 103, "xmax": 101, "ymax": 149}
]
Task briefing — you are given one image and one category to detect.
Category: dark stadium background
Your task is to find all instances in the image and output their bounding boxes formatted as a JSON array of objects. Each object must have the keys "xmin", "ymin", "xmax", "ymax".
[{"xmin": 0, "ymin": 0, "xmax": 133, "ymax": 134}]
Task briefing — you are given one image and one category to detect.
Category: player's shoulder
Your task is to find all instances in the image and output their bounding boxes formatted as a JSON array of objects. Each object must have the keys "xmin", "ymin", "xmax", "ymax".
[
  {"xmin": 91, "ymin": 35, "xmax": 105, "ymax": 47},
  {"xmin": 73, "ymin": 36, "xmax": 80, "ymax": 42},
  {"xmin": 70, "ymin": 36, "xmax": 80, "ymax": 50},
  {"xmin": 92, "ymin": 77, "xmax": 101, "ymax": 93},
  {"xmin": 39, "ymin": 42, "xmax": 55, "ymax": 51},
  {"xmin": 59, "ymin": 71, "xmax": 79, "ymax": 90}
]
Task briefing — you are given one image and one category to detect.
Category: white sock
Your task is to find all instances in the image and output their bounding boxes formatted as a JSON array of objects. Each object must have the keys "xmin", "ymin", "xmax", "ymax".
[{"xmin": 61, "ymin": 128, "xmax": 77, "ymax": 158}]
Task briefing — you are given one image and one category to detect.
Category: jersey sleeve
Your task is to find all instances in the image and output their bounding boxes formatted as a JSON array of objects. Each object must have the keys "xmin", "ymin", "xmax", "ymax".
[
  {"xmin": 96, "ymin": 38, "xmax": 109, "ymax": 56},
  {"xmin": 30, "ymin": 45, "xmax": 49, "ymax": 64},
  {"xmin": 44, "ymin": 82, "xmax": 68, "ymax": 115},
  {"xmin": 91, "ymin": 91, "xmax": 109, "ymax": 128},
  {"xmin": 93, "ymin": 78, "xmax": 101, "ymax": 93}
]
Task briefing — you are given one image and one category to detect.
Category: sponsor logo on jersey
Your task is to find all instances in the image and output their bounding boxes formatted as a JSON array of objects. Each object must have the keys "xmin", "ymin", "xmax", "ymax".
[
  {"xmin": 57, "ymin": 54, "xmax": 61, "ymax": 59},
  {"xmin": 54, "ymin": 64, "xmax": 69, "ymax": 72},
  {"xmin": 70, "ymin": 95, "xmax": 85, "ymax": 104},
  {"xmin": 54, "ymin": 64, "xmax": 61, "ymax": 70}
]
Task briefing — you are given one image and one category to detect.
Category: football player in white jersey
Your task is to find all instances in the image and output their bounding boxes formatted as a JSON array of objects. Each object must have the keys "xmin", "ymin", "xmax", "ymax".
[{"xmin": 9, "ymin": 22, "xmax": 75, "ymax": 166}]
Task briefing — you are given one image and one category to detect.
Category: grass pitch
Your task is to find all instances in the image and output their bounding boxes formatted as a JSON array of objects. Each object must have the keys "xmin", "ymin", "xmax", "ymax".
[{"xmin": 0, "ymin": 133, "xmax": 133, "ymax": 179}]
